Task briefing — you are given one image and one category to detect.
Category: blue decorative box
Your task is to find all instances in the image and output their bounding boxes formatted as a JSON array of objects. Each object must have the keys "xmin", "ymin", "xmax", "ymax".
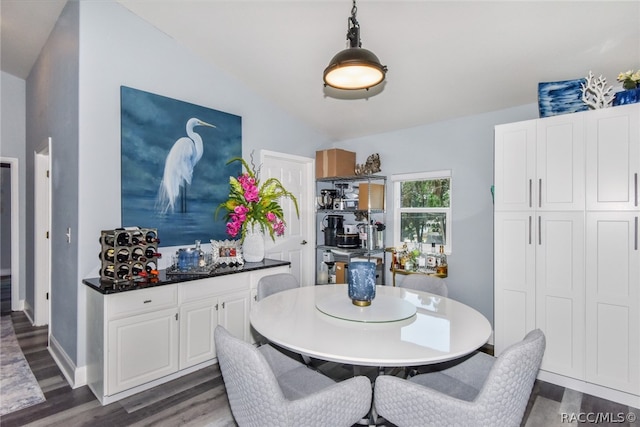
[
  {"xmin": 613, "ymin": 88, "xmax": 640, "ymax": 106},
  {"xmin": 538, "ymin": 78, "xmax": 589, "ymax": 118},
  {"xmin": 348, "ymin": 261, "xmax": 376, "ymax": 306}
]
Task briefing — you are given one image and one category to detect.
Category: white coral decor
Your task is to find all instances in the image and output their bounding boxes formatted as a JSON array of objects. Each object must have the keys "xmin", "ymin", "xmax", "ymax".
[{"xmin": 580, "ymin": 71, "xmax": 614, "ymax": 109}]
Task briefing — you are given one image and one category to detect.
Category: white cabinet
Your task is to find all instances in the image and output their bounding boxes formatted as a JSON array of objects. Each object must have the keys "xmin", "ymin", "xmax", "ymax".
[
  {"xmin": 585, "ymin": 212, "xmax": 639, "ymax": 395},
  {"xmin": 586, "ymin": 104, "xmax": 640, "ymax": 211},
  {"xmin": 494, "ymin": 114, "xmax": 584, "ymax": 212},
  {"xmin": 178, "ymin": 274, "xmax": 251, "ymax": 370},
  {"xmin": 494, "ymin": 104, "xmax": 640, "ymax": 407},
  {"xmin": 535, "ymin": 212, "xmax": 585, "ymax": 378},
  {"xmin": 179, "ymin": 297, "xmax": 218, "ymax": 369},
  {"xmin": 85, "ymin": 262, "xmax": 290, "ymax": 405},
  {"xmin": 494, "ymin": 212, "xmax": 535, "ymax": 352},
  {"xmin": 495, "ymin": 112, "xmax": 586, "ymax": 375},
  {"xmin": 108, "ymin": 307, "xmax": 179, "ymax": 394}
]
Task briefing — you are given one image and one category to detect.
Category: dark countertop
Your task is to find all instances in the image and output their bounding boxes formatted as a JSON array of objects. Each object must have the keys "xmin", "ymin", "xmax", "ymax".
[{"xmin": 83, "ymin": 258, "xmax": 291, "ymax": 295}]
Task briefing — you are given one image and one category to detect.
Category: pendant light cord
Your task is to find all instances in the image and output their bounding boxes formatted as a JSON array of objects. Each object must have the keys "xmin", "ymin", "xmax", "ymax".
[{"xmin": 347, "ymin": 0, "xmax": 361, "ymax": 48}]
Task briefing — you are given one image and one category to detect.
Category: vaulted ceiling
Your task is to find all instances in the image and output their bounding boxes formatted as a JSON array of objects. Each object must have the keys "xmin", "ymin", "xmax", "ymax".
[{"xmin": 2, "ymin": 1, "xmax": 639, "ymax": 140}]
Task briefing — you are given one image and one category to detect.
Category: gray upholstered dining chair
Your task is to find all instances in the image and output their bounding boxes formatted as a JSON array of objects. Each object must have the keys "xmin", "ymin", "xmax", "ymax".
[
  {"xmin": 256, "ymin": 272, "xmax": 299, "ymax": 301},
  {"xmin": 254, "ymin": 272, "xmax": 311, "ymax": 364},
  {"xmin": 397, "ymin": 273, "xmax": 448, "ymax": 297},
  {"xmin": 214, "ymin": 325, "xmax": 372, "ymax": 427},
  {"xmin": 374, "ymin": 329, "xmax": 545, "ymax": 427}
]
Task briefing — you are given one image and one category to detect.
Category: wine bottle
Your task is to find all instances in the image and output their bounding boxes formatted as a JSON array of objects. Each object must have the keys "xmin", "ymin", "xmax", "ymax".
[
  {"xmin": 116, "ymin": 248, "xmax": 130, "ymax": 262},
  {"xmin": 131, "ymin": 247, "xmax": 145, "ymax": 261},
  {"xmin": 116, "ymin": 232, "xmax": 130, "ymax": 246},
  {"xmin": 131, "ymin": 262, "xmax": 144, "ymax": 276},
  {"xmin": 102, "ymin": 233, "xmax": 115, "ymax": 246},
  {"xmin": 145, "ymin": 247, "xmax": 162, "ymax": 258},
  {"xmin": 131, "ymin": 231, "xmax": 144, "ymax": 245},
  {"xmin": 117, "ymin": 265, "xmax": 130, "ymax": 280},
  {"xmin": 145, "ymin": 231, "xmax": 160, "ymax": 244},
  {"xmin": 102, "ymin": 264, "xmax": 115, "ymax": 278},
  {"xmin": 145, "ymin": 261, "xmax": 158, "ymax": 275},
  {"xmin": 99, "ymin": 248, "xmax": 115, "ymax": 262}
]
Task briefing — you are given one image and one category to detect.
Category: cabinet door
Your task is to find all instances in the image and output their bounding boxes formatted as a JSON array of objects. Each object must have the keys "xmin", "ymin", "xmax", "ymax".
[
  {"xmin": 107, "ymin": 307, "xmax": 179, "ymax": 395},
  {"xmin": 494, "ymin": 212, "xmax": 536, "ymax": 355},
  {"xmin": 535, "ymin": 212, "xmax": 585, "ymax": 378},
  {"xmin": 586, "ymin": 104, "xmax": 640, "ymax": 211},
  {"xmin": 537, "ymin": 114, "xmax": 585, "ymax": 210},
  {"xmin": 179, "ymin": 297, "xmax": 219, "ymax": 370},
  {"xmin": 585, "ymin": 212, "xmax": 640, "ymax": 394},
  {"xmin": 219, "ymin": 290, "xmax": 251, "ymax": 343},
  {"xmin": 494, "ymin": 120, "xmax": 536, "ymax": 211}
]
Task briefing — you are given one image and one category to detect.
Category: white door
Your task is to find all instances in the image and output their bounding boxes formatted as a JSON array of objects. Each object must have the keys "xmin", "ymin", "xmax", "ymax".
[
  {"xmin": 260, "ymin": 150, "xmax": 314, "ymax": 286},
  {"xmin": 107, "ymin": 307, "xmax": 179, "ymax": 395},
  {"xmin": 34, "ymin": 141, "xmax": 51, "ymax": 326},
  {"xmin": 179, "ymin": 298, "xmax": 218, "ymax": 369},
  {"xmin": 219, "ymin": 290, "xmax": 251, "ymax": 343},
  {"xmin": 585, "ymin": 104, "xmax": 640, "ymax": 211},
  {"xmin": 535, "ymin": 211, "xmax": 585, "ymax": 378},
  {"xmin": 494, "ymin": 120, "xmax": 536, "ymax": 212},
  {"xmin": 585, "ymin": 211, "xmax": 640, "ymax": 394},
  {"xmin": 536, "ymin": 114, "xmax": 585, "ymax": 211},
  {"xmin": 494, "ymin": 211, "xmax": 536, "ymax": 356}
]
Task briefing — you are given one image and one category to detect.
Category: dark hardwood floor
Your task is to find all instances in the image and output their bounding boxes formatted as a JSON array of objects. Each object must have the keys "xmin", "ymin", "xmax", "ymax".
[{"xmin": 1, "ymin": 276, "xmax": 638, "ymax": 426}]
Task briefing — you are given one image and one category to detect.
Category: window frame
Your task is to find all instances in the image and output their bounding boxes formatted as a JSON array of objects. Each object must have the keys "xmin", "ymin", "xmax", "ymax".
[{"xmin": 392, "ymin": 170, "xmax": 452, "ymax": 254}]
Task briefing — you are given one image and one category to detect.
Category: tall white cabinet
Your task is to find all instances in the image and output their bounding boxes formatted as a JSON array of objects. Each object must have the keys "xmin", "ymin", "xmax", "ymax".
[{"xmin": 494, "ymin": 103, "xmax": 640, "ymax": 407}]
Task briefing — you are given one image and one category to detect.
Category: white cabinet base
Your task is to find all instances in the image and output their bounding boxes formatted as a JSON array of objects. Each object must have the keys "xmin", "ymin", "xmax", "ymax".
[
  {"xmin": 538, "ymin": 370, "xmax": 640, "ymax": 409},
  {"xmin": 93, "ymin": 359, "xmax": 216, "ymax": 406}
]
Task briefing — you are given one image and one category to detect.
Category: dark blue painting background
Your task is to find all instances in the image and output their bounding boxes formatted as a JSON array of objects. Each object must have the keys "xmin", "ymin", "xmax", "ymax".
[{"xmin": 120, "ymin": 86, "xmax": 242, "ymax": 246}]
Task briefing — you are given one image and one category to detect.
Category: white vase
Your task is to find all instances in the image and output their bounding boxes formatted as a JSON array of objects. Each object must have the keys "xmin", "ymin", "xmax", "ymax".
[{"xmin": 242, "ymin": 225, "xmax": 265, "ymax": 263}]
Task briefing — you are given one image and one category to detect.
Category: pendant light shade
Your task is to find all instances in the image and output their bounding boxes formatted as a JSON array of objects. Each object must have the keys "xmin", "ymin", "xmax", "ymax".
[{"xmin": 323, "ymin": 0, "xmax": 387, "ymax": 90}]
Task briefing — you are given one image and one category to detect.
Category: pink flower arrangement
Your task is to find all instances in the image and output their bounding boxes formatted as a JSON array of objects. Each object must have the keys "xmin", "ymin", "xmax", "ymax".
[{"xmin": 216, "ymin": 156, "xmax": 299, "ymax": 242}]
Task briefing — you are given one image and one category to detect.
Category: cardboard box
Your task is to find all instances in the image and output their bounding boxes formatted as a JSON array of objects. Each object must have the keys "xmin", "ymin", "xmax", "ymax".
[
  {"xmin": 316, "ymin": 149, "xmax": 356, "ymax": 178},
  {"xmin": 335, "ymin": 261, "xmax": 348, "ymax": 284},
  {"xmin": 358, "ymin": 183, "xmax": 385, "ymax": 210}
]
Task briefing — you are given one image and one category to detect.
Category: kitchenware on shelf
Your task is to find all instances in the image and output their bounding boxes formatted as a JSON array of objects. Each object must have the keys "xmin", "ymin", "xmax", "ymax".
[
  {"xmin": 322, "ymin": 214, "xmax": 344, "ymax": 246},
  {"xmin": 343, "ymin": 224, "xmax": 359, "ymax": 234},
  {"xmin": 337, "ymin": 233, "xmax": 360, "ymax": 248},
  {"xmin": 318, "ymin": 189, "xmax": 337, "ymax": 209}
]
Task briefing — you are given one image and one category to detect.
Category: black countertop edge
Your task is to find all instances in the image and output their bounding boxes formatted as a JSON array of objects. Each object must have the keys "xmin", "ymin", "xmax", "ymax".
[{"xmin": 83, "ymin": 259, "xmax": 291, "ymax": 295}]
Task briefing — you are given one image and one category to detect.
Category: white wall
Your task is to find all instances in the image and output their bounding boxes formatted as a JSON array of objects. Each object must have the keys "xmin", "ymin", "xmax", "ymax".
[
  {"xmin": 336, "ymin": 104, "xmax": 539, "ymax": 327},
  {"xmin": 1, "ymin": 71, "xmax": 27, "ymax": 303}
]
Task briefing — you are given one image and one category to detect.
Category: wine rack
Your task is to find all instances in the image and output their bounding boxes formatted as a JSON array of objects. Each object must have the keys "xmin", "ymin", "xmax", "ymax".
[{"xmin": 99, "ymin": 227, "xmax": 161, "ymax": 282}]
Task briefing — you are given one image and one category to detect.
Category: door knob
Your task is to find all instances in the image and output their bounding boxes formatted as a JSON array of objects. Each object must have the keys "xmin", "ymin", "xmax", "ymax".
[{"xmin": 301, "ymin": 240, "xmax": 308, "ymax": 245}]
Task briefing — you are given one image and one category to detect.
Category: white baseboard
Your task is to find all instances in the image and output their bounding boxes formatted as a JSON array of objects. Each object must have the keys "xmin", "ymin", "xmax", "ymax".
[
  {"xmin": 49, "ymin": 334, "xmax": 87, "ymax": 388},
  {"xmin": 538, "ymin": 370, "xmax": 640, "ymax": 409}
]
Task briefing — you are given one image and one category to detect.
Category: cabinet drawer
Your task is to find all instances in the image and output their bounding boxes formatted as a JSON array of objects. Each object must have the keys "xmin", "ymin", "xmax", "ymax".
[
  {"xmin": 107, "ymin": 285, "xmax": 178, "ymax": 319},
  {"xmin": 180, "ymin": 274, "xmax": 250, "ymax": 303}
]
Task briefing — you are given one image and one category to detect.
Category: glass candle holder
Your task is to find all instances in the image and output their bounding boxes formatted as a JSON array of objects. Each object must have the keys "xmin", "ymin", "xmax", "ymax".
[{"xmin": 348, "ymin": 261, "xmax": 376, "ymax": 306}]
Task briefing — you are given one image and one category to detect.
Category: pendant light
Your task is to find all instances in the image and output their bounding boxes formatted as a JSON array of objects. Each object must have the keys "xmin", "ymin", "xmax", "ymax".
[{"xmin": 323, "ymin": 0, "xmax": 388, "ymax": 90}]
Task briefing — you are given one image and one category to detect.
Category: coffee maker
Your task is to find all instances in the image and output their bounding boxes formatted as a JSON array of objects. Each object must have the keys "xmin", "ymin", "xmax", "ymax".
[
  {"xmin": 323, "ymin": 214, "xmax": 343, "ymax": 247},
  {"xmin": 317, "ymin": 189, "xmax": 337, "ymax": 210}
]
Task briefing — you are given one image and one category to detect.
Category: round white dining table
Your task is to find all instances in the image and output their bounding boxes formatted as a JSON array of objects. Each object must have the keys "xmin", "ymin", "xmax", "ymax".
[{"xmin": 250, "ymin": 284, "xmax": 492, "ymax": 367}]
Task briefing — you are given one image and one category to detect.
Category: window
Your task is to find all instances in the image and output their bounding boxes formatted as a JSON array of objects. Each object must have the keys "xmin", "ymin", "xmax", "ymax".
[{"xmin": 392, "ymin": 170, "xmax": 451, "ymax": 253}]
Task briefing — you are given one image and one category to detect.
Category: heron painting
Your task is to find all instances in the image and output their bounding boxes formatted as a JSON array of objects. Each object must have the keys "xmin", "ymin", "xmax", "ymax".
[{"xmin": 121, "ymin": 86, "xmax": 241, "ymax": 246}]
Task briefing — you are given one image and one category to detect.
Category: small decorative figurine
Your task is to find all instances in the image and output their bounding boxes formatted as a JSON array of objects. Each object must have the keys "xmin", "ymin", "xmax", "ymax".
[
  {"xmin": 355, "ymin": 153, "xmax": 382, "ymax": 175},
  {"xmin": 580, "ymin": 71, "xmax": 614, "ymax": 109}
]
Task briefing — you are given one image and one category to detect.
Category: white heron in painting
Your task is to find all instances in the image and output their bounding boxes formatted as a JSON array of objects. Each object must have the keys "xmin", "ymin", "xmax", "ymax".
[{"xmin": 157, "ymin": 117, "xmax": 216, "ymax": 214}]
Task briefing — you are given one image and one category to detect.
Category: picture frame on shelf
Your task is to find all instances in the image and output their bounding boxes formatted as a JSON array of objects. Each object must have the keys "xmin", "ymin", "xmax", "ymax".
[{"xmin": 210, "ymin": 239, "xmax": 244, "ymax": 265}]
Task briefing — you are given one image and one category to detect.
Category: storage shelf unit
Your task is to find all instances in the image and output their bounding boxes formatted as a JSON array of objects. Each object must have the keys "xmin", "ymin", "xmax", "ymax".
[{"xmin": 315, "ymin": 175, "xmax": 387, "ymax": 284}]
